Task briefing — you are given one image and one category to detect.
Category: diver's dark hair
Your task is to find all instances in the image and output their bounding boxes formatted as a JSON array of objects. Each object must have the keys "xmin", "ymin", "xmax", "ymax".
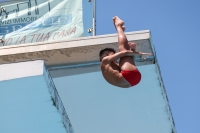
[{"xmin": 99, "ymin": 48, "xmax": 116, "ymax": 61}]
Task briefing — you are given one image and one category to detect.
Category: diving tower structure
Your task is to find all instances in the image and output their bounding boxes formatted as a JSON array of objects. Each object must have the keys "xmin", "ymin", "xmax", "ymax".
[{"xmin": 0, "ymin": 30, "xmax": 176, "ymax": 133}]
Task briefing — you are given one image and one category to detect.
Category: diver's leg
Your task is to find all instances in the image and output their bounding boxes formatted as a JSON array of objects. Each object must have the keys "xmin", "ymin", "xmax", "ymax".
[{"xmin": 113, "ymin": 16, "xmax": 137, "ymax": 70}]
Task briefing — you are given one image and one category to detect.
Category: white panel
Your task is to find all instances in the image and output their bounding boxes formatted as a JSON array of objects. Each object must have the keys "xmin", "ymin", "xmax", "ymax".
[{"xmin": 0, "ymin": 60, "xmax": 44, "ymax": 81}]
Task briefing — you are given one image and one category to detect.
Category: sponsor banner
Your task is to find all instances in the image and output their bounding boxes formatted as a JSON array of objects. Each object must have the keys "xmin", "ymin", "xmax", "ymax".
[{"xmin": 0, "ymin": 0, "xmax": 84, "ymax": 46}]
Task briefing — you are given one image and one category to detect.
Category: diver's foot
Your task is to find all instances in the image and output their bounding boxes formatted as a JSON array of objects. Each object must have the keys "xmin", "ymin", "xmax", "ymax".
[{"xmin": 113, "ymin": 16, "xmax": 124, "ymax": 28}]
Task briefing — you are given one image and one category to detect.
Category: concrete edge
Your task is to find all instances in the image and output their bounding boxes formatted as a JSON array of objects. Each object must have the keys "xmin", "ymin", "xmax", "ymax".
[{"xmin": 0, "ymin": 30, "xmax": 150, "ymax": 56}]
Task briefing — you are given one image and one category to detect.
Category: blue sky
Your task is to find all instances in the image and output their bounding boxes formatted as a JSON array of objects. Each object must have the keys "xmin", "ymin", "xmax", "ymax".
[{"xmin": 96, "ymin": 0, "xmax": 200, "ymax": 133}]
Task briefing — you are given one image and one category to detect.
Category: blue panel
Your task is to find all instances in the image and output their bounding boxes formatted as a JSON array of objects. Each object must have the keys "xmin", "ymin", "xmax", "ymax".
[
  {"xmin": 82, "ymin": 0, "xmax": 93, "ymax": 36},
  {"xmin": 52, "ymin": 64, "xmax": 174, "ymax": 133},
  {"xmin": 0, "ymin": 76, "xmax": 67, "ymax": 133},
  {"xmin": 0, "ymin": 60, "xmax": 75, "ymax": 133}
]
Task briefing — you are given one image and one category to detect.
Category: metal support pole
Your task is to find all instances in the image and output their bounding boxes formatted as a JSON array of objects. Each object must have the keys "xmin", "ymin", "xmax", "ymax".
[{"xmin": 92, "ymin": 0, "xmax": 96, "ymax": 36}]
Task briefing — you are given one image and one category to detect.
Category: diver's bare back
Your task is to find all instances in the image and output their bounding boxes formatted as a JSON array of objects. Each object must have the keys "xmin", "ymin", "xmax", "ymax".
[{"xmin": 101, "ymin": 61, "xmax": 131, "ymax": 88}]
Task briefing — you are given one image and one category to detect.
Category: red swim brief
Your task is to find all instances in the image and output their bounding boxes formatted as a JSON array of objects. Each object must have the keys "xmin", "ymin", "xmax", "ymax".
[{"xmin": 121, "ymin": 69, "xmax": 141, "ymax": 86}]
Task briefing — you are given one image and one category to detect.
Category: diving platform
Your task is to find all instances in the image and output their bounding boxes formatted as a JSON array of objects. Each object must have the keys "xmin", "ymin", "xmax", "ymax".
[
  {"xmin": 0, "ymin": 30, "xmax": 154, "ymax": 67},
  {"xmin": 0, "ymin": 30, "xmax": 176, "ymax": 133}
]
